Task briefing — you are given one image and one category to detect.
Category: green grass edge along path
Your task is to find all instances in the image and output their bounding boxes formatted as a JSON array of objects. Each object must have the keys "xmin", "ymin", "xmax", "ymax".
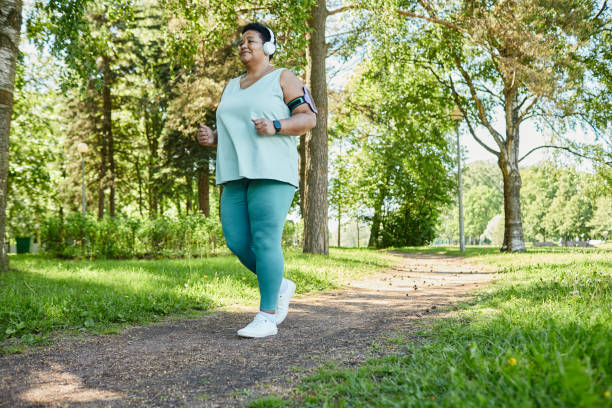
[
  {"xmin": 0, "ymin": 248, "xmax": 398, "ymax": 354},
  {"xmin": 252, "ymin": 247, "xmax": 612, "ymax": 408}
]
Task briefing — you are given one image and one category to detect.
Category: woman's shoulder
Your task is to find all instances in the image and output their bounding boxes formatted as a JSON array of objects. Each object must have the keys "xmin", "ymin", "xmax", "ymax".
[{"xmin": 279, "ymin": 68, "xmax": 304, "ymax": 87}]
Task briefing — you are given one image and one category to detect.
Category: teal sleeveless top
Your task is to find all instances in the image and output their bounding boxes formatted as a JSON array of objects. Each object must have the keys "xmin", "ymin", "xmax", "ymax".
[{"xmin": 215, "ymin": 68, "xmax": 298, "ymax": 188}]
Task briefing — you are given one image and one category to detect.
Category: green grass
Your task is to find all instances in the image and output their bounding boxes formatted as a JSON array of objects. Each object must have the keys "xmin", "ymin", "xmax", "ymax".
[
  {"xmin": 251, "ymin": 247, "xmax": 612, "ymax": 408},
  {"xmin": 0, "ymin": 248, "xmax": 397, "ymax": 352}
]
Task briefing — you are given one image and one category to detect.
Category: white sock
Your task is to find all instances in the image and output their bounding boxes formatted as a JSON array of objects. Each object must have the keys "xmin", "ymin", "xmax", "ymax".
[
  {"xmin": 258, "ymin": 311, "xmax": 276, "ymax": 323},
  {"xmin": 279, "ymin": 278, "xmax": 289, "ymax": 293}
]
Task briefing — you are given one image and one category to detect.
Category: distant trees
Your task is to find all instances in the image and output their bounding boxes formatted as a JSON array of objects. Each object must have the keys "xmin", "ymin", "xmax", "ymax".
[
  {"xmin": 372, "ymin": 0, "xmax": 611, "ymax": 251},
  {"xmin": 329, "ymin": 44, "xmax": 456, "ymax": 248},
  {"xmin": 438, "ymin": 160, "xmax": 611, "ymax": 244}
]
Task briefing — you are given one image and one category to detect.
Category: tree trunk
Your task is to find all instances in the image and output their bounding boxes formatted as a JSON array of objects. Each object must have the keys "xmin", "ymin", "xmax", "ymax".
[
  {"xmin": 197, "ymin": 162, "xmax": 210, "ymax": 217},
  {"xmin": 135, "ymin": 155, "xmax": 143, "ymax": 216},
  {"xmin": 186, "ymin": 174, "xmax": 192, "ymax": 214},
  {"xmin": 145, "ymin": 103, "xmax": 158, "ymax": 218},
  {"xmin": 97, "ymin": 123, "xmax": 107, "ymax": 219},
  {"xmin": 101, "ymin": 54, "xmax": 115, "ymax": 217},
  {"xmin": 298, "ymin": 133, "xmax": 305, "ymax": 217},
  {"xmin": 368, "ymin": 190, "xmax": 385, "ymax": 248},
  {"xmin": 303, "ymin": 0, "xmax": 329, "ymax": 255},
  {"xmin": 356, "ymin": 219, "xmax": 359, "ymax": 248},
  {"xmin": 498, "ymin": 140, "xmax": 526, "ymax": 252},
  {"xmin": 0, "ymin": 0, "xmax": 22, "ymax": 271}
]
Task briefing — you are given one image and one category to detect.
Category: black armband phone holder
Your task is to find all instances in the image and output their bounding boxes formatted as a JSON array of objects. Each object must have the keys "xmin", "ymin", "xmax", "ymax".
[{"xmin": 287, "ymin": 86, "xmax": 318, "ymax": 114}]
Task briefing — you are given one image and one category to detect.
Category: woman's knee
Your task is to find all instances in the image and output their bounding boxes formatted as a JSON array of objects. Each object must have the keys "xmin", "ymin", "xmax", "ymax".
[{"xmin": 224, "ymin": 234, "xmax": 249, "ymax": 254}]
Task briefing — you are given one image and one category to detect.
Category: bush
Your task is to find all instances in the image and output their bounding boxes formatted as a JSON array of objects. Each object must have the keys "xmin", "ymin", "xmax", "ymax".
[{"xmin": 40, "ymin": 212, "xmax": 225, "ymax": 259}]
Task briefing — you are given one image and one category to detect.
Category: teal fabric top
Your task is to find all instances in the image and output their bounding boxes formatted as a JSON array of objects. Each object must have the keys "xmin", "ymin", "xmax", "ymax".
[{"xmin": 215, "ymin": 68, "xmax": 299, "ymax": 188}]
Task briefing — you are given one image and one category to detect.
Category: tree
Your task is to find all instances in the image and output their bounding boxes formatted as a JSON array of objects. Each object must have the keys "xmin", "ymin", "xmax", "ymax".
[
  {"xmin": 371, "ymin": 0, "xmax": 611, "ymax": 251},
  {"xmin": 30, "ymin": 0, "xmax": 136, "ymax": 218},
  {"xmin": 0, "ymin": 0, "xmax": 23, "ymax": 271},
  {"xmin": 7, "ymin": 51, "xmax": 59, "ymax": 240},
  {"xmin": 589, "ymin": 196, "xmax": 612, "ymax": 239},
  {"xmin": 331, "ymin": 45, "xmax": 455, "ymax": 248},
  {"xmin": 464, "ymin": 185, "xmax": 502, "ymax": 241},
  {"xmin": 520, "ymin": 162, "xmax": 559, "ymax": 241}
]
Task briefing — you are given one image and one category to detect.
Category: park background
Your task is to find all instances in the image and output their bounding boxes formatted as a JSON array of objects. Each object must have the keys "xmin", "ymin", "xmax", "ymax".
[
  {"xmin": 0, "ymin": 1, "xmax": 611, "ymax": 407},
  {"xmin": 3, "ymin": 0, "xmax": 610, "ymax": 258}
]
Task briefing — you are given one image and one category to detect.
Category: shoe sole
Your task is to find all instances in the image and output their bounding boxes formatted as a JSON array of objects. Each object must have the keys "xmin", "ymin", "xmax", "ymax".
[{"xmin": 236, "ymin": 327, "xmax": 278, "ymax": 338}]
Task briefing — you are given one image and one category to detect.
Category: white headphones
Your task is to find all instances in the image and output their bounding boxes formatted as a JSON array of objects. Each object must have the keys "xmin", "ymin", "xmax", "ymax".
[{"xmin": 262, "ymin": 26, "xmax": 276, "ymax": 56}]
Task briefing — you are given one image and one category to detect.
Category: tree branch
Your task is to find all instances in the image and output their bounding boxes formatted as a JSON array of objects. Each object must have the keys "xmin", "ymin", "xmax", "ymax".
[
  {"xmin": 518, "ymin": 96, "xmax": 539, "ymax": 122},
  {"xmin": 326, "ymin": 5, "xmax": 463, "ymax": 31},
  {"xmin": 593, "ymin": 1, "xmax": 607, "ymax": 20},
  {"xmin": 518, "ymin": 145, "xmax": 611, "ymax": 165},
  {"xmin": 396, "ymin": 10, "xmax": 463, "ymax": 31},
  {"xmin": 327, "ymin": 5, "xmax": 354, "ymax": 16},
  {"xmin": 449, "ymin": 77, "xmax": 500, "ymax": 157},
  {"xmin": 236, "ymin": 7, "xmax": 268, "ymax": 13},
  {"xmin": 452, "ymin": 54, "xmax": 505, "ymax": 150}
]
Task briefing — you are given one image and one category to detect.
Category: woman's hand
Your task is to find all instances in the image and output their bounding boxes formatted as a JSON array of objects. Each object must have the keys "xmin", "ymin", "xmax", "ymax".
[
  {"xmin": 251, "ymin": 118, "xmax": 276, "ymax": 135},
  {"xmin": 197, "ymin": 124, "xmax": 216, "ymax": 146}
]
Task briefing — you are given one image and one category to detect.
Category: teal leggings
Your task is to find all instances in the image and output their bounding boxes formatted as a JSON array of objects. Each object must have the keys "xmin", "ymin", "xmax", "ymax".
[{"xmin": 220, "ymin": 178, "xmax": 296, "ymax": 311}]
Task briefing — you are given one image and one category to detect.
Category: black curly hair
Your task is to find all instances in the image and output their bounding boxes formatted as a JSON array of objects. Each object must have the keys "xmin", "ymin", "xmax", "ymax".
[{"xmin": 241, "ymin": 22, "xmax": 276, "ymax": 60}]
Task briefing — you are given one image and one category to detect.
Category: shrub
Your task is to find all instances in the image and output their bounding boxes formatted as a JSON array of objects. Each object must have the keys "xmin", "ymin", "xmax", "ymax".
[{"xmin": 40, "ymin": 212, "xmax": 224, "ymax": 259}]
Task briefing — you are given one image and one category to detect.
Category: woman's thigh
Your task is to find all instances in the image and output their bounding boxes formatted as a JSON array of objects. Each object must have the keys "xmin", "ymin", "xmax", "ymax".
[
  {"xmin": 220, "ymin": 179, "xmax": 252, "ymax": 251},
  {"xmin": 246, "ymin": 180, "xmax": 296, "ymax": 248}
]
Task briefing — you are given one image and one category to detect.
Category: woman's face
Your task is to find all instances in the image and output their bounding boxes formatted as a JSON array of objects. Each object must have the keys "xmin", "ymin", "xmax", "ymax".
[{"xmin": 238, "ymin": 30, "xmax": 266, "ymax": 64}]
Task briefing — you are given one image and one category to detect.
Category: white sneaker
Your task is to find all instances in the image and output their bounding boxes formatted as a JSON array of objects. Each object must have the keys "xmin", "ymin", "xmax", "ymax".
[
  {"xmin": 275, "ymin": 279, "xmax": 296, "ymax": 325},
  {"xmin": 237, "ymin": 313, "xmax": 278, "ymax": 338}
]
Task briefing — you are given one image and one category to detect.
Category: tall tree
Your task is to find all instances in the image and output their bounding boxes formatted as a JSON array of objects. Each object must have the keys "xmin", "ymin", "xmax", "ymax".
[
  {"xmin": 0, "ymin": 0, "xmax": 22, "ymax": 271},
  {"xmin": 29, "ymin": 0, "xmax": 135, "ymax": 218},
  {"xmin": 372, "ymin": 0, "xmax": 611, "ymax": 251}
]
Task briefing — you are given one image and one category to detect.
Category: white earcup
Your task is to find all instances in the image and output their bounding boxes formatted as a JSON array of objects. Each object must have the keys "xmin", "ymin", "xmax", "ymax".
[{"xmin": 263, "ymin": 27, "xmax": 276, "ymax": 56}]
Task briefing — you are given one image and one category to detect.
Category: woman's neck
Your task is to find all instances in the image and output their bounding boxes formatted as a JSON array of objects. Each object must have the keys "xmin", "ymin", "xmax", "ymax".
[{"xmin": 245, "ymin": 60, "xmax": 273, "ymax": 78}]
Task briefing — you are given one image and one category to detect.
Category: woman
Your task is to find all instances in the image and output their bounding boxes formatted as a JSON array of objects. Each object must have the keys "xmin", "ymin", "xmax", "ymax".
[{"xmin": 197, "ymin": 22, "xmax": 317, "ymax": 338}]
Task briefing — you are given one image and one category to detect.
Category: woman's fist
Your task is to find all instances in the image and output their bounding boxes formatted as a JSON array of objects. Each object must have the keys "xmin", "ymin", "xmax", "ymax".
[
  {"xmin": 198, "ymin": 124, "xmax": 216, "ymax": 146},
  {"xmin": 252, "ymin": 118, "xmax": 276, "ymax": 135}
]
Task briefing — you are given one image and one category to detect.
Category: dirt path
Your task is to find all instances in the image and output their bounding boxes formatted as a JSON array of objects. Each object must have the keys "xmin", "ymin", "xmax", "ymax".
[{"xmin": 0, "ymin": 252, "xmax": 496, "ymax": 408}]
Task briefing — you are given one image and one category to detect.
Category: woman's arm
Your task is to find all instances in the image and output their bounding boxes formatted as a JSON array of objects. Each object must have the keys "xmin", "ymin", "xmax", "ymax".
[{"xmin": 251, "ymin": 69, "xmax": 317, "ymax": 136}]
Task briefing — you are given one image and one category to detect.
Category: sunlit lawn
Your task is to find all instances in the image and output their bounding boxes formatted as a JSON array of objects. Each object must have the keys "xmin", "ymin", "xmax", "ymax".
[
  {"xmin": 252, "ymin": 246, "xmax": 612, "ymax": 408},
  {"xmin": 0, "ymin": 248, "xmax": 398, "ymax": 353}
]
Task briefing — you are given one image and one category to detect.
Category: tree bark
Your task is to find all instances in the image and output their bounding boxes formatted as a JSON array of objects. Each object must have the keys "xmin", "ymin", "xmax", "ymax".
[
  {"xmin": 298, "ymin": 133, "xmax": 305, "ymax": 217},
  {"xmin": 368, "ymin": 192, "xmax": 385, "ymax": 248},
  {"xmin": 0, "ymin": 0, "xmax": 22, "ymax": 271},
  {"xmin": 303, "ymin": 0, "xmax": 329, "ymax": 255},
  {"xmin": 144, "ymin": 102, "xmax": 158, "ymax": 218},
  {"xmin": 185, "ymin": 174, "xmax": 192, "ymax": 214},
  {"xmin": 197, "ymin": 162, "xmax": 210, "ymax": 217},
  {"xmin": 101, "ymin": 54, "xmax": 115, "ymax": 217},
  {"xmin": 135, "ymin": 155, "xmax": 143, "ymax": 216},
  {"xmin": 97, "ymin": 127, "xmax": 107, "ymax": 219},
  {"xmin": 498, "ymin": 137, "xmax": 526, "ymax": 252}
]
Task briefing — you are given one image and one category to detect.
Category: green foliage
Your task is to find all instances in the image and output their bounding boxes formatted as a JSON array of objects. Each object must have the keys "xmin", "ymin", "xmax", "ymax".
[
  {"xmin": 436, "ymin": 161, "xmax": 503, "ymax": 243},
  {"xmin": 464, "ymin": 185, "xmax": 502, "ymax": 239},
  {"xmin": 7, "ymin": 51, "xmax": 59, "ymax": 238},
  {"xmin": 253, "ymin": 248, "xmax": 612, "ymax": 407},
  {"xmin": 40, "ymin": 212, "xmax": 225, "ymax": 259},
  {"xmin": 164, "ymin": 0, "xmax": 316, "ymax": 71},
  {"xmin": 521, "ymin": 162, "xmax": 606, "ymax": 241},
  {"xmin": 330, "ymin": 34, "xmax": 456, "ymax": 248}
]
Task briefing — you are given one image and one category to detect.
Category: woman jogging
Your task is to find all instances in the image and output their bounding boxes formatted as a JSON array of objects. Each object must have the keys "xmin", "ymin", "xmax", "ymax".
[{"xmin": 197, "ymin": 22, "xmax": 317, "ymax": 338}]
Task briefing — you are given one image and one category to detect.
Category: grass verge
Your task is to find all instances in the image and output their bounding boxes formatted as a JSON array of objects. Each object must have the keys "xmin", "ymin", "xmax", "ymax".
[
  {"xmin": 251, "ymin": 247, "xmax": 612, "ymax": 407},
  {"xmin": 0, "ymin": 248, "xmax": 397, "ymax": 353}
]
